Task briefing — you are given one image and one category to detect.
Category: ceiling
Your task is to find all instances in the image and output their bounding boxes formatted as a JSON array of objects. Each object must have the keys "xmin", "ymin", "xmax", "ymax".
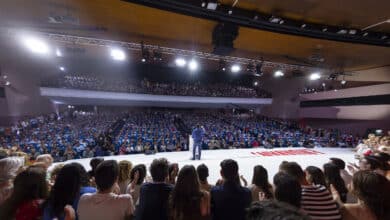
[{"xmin": 0, "ymin": 0, "xmax": 389, "ymax": 72}]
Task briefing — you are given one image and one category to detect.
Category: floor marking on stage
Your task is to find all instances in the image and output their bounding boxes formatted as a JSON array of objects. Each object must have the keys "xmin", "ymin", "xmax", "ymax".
[{"xmin": 250, "ymin": 149, "xmax": 324, "ymax": 157}]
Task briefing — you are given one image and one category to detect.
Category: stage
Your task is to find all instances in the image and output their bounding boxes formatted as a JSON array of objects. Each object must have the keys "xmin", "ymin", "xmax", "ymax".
[{"xmin": 51, "ymin": 147, "xmax": 356, "ymax": 184}]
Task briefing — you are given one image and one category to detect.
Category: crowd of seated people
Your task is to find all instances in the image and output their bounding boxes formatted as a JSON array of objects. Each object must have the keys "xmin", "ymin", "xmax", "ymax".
[
  {"xmin": 181, "ymin": 111, "xmax": 362, "ymax": 150},
  {"xmin": 0, "ymin": 148, "xmax": 389, "ymax": 220},
  {"xmin": 42, "ymin": 74, "xmax": 271, "ymax": 98},
  {"xmin": 115, "ymin": 112, "xmax": 187, "ymax": 154},
  {"xmin": 1, "ymin": 110, "xmax": 376, "ymax": 163}
]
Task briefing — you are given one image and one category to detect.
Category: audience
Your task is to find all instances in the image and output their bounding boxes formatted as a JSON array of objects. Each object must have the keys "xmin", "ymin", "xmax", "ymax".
[
  {"xmin": 169, "ymin": 165, "xmax": 210, "ymax": 220},
  {"xmin": 118, "ymin": 160, "xmax": 133, "ymax": 194},
  {"xmin": 323, "ymin": 163, "xmax": 349, "ymax": 203},
  {"xmin": 329, "ymin": 157, "xmax": 353, "ymax": 187},
  {"xmin": 0, "ymin": 157, "xmax": 24, "ymax": 206},
  {"xmin": 249, "ymin": 165, "xmax": 274, "ymax": 201},
  {"xmin": 126, "ymin": 164, "xmax": 146, "ymax": 205},
  {"xmin": 168, "ymin": 163, "xmax": 179, "ymax": 185},
  {"xmin": 43, "ymin": 163, "xmax": 96, "ymax": 220},
  {"xmin": 78, "ymin": 160, "xmax": 134, "ymax": 220},
  {"xmin": 246, "ymin": 200, "xmax": 310, "ymax": 220},
  {"xmin": 273, "ymin": 172, "xmax": 302, "ymax": 209},
  {"xmin": 197, "ymin": 164, "xmax": 213, "ymax": 192},
  {"xmin": 210, "ymin": 159, "xmax": 251, "ymax": 220},
  {"xmin": 0, "ymin": 166, "xmax": 48, "ymax": 220},
  {"xmin": 338, "ymin": 170, "xmax": 390, "ymax": 220},
  {"xmin": 305, "ymin": 166, "xmax": 327, "ymax": 186},
  {"xmin": 136, "ymin": 158, "xmax": 173, "ymax": 220},
  {"xmin": 279, "ymin": 161, "xmax": 342, "ymax": 220}
]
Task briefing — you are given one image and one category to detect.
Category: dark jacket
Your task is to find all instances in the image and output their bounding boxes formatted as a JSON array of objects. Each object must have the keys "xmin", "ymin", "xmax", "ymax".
[
  {"xmin": 136, "ymin": 182, "xmax": 173, "ymax": 220},
  {"xmin": 210, "ymin": 183, "xmax": 252, "ymax": 220}
]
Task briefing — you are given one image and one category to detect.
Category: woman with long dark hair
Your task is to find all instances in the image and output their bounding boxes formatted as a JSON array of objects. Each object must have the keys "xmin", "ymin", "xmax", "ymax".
[
  {"xmin": 305, "ymin": 166, "xmax": 327, "ymax": 186},
  {"xmin": 43, "ymin": 163, "xmax": 96, "ymax": 220},
  {"xmin": 248, "ymin": 165, "xmax": 273, "ymax": 201},
  {"xmin": 169, "ymin": 165, "xmax": 210, "ymax": 220},
  {"xmin": 323, "ymin": 163, "xmax": 348, "ymax": 203},
  {"xmin": 126, "ymin": 164, "xmax": 147, "ymax": 205},
  {"xmin": 0, "ymin": 166, "xmax": 48, "ymax": 220},
  {"xmin": 340, "ymin": 170, "xmax": 390, "ymax": 220}
]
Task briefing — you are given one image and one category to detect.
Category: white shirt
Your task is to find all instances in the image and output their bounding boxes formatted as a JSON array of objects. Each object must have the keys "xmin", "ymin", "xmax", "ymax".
[{"xmin": 78, "ymin": 192, "xmax": 134, "ymax": 220}]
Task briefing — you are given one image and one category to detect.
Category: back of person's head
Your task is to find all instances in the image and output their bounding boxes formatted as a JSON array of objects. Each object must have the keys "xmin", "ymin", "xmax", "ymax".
[
  {"xmin": 220, "ymin": 159, "xmax": 240, "ymax": 184},
  {"xmin": 150, "ymin": 158, "xmax": 169, "ymax": 182},
  {"xmin": 36, "ymin": 154, "xmax": 54, "ymax": 169},
  {"xmin": 196, "ymin": 163, "xmax": 209, "ymax": 182},
  {"xmin": 252, "ymin": 165, "xmax": 273, "ymax": 199},
  {"xmin": 352, "ymin": 170, "xmax": 390, "ymax": 220},
  {"xmin": 46, "ymin": 163, "xmax": 84, "ymax": 218},
  {"xmin": 329, "ymin": 157, "xmax": 346, "ymax": 170},
  {"xmin": 246, "ymin": 200, "xmax": 310, "ymax": 220},
  {"xmin": 118, "ymin": 160, "xmax": 132, "ymax": 182},
  {"xmin": 0, "ymin": 157, "xmax": 24, "ymax": 185},
  {"xmin": 90, "ymin": 157, "xmax": 104, "ymax": 172},
  {"xmin": 0, "ymin": 166, "xmax": 48, "ymax": 219},
  {"xmin": 279, "ymin": 162, "xmax": 305, "ymax": 182},
  {"xmin": 0, "ymin": 149, "xmax": 8, "ymax": 160},
  {"xmin": 130, "ymin": 164, "xmax": 146, "ymax": 185},
  {"xmin": 273, "ymin": 172, "xmax": 301, "ymax": 208},
  {"xmin": 323, "ymin": 163, "xmax": 348, "ymax": 200},
  {"xmin": 95, "ymin": 160, "xmax": 119, "ymax": 191},
  {"xmin": 170, "ymin": 165, "xmax": 202, "ymax": 219},
  {"xmin": 305, "ymin": 166, "xmax": 326, "ymax": 186}
]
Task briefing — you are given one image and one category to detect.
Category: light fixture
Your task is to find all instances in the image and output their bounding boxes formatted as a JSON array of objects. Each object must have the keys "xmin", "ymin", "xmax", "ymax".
[
  {"xmin": 349, "ymin": 29, "xmax": 357, "ymax": 35},
  {"xmin": 301, "ymin": 24, "xmax": 306, "ymax": 28},
  {"xmin": 56, "ymin": 48, "xmax": 62, "ymax": 57},
  {"xmin": 22, "ymin": 37, "xmax": 49, "ymax": 54},
  {"xmin": 110, "ymin": 48, "xmax": 126, "ymax": 61},
  {"xmin": 341, "ymin": 80, "xmax": 346, "ymax": 85},
  {"xmin": 201, "ymin": 1, "xmax": 206, "ymax": 7},
  {"xmin": 363, "ymin": 32, "xmax": 368, "ymax": 36},
  {"xmin": 231, "ymin": 64, "xmax": 241, "ymax": 73},
  {"xmin": 228, "ymin": 9, "xmax": 233, "ymax": 15},
  {"xmin": 274, "ymin": 70, "xmax": 284, "ymax": 77},
  {"xmin": 5, "ymin": 81, "xmax": 10, "ymax": 86},
  {"xmin": 322, "ymin": 83, "xmax": 326, "ymax": 87},
  {"xmin": 59, "ymin": 66, "xmax": 65, "ymax": 71},
  {"xmin": 206, "ymin": 1, "xmax": 218, "ymax": 10},
  {"xmin": 175, "ymin": 58, "xmax": 187, "ymax": 67},
  {"xmin": 309, "ymin": 72, "xmax": 321, "ymax": 80},
  {"xmin": 337, "ymin": 29, "xmax": 347, "ymax": 34},
  {"xmin": 141, "ymin": 58, "xmax": 146, "ymax": 63},
  {"xmin": 254, "ymin": 81, "xmax": 258, "ymax": 86},
  {"xmin": 222, "ymin": 67, "xmax": 226, "ymax": 71},
  {"xmin": 269, "ymin": 16, "xmax": 281, "ymax": 23},
  {"xmin": 188, "ymin": 59, "xmax": 198, "ymax": 71},
  {"xmin": 322, "ymin": 28, "xmax": 328, "ymax": 32}
]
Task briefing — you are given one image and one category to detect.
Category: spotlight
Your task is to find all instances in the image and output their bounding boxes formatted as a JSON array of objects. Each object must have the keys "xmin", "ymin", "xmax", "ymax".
[
  {"xmin": 175, "ymin": 58, "xmax": 187, "ymax": 67},
  {"xmin": 341, "ymin": 80, "xmax": 346, "ymax": 85},
  {"xmin": 254, "ymin": 81, "xmax": 258, "ymax": 86},
  {"xmin": 59, "ymin": 66, "xmax": 65, "ymax": 71},
  {"xmin": 219, "ymin": 59, "xmax": 226, "ymax": 72},
  {"xmin": 110, "ymin": 48, "xmax": 126, "ymax": 61},
  {"xmin": 231, "ymin": 64, "xmax": 241, "ymax": 73},
  {"xmin": 322, "ymin": 28, "xmax": 328, "ymax": 32},
  {"xmin": 279, "ymin": 20, "xmax": 284, "ymax": 24},
  {"xmin": 274, "ymin": 70, "xmax": 284, "ymax": 77},
  {"xmin": 56, "ymin": 48, "xmax": 62, "ymax": 57},
  {"xmin": 141, "ymin": 58, "xmax": 146, "ymax": 63},
  {"xmin": 22, "ymin": 37, "xmax": 49, "ymax": 54},
  {"xmin": 322, "ymin": 83, "xmax": 326, "ymax": 87},
  {"xmin": 301, "ymin": 24, "xmax": 306, "ymax": 28},
  {"xmin": 188, "ymin": 59, "xmax": 198, "ymax": 71},
  {"xmin": 337, "ymin": 29, "xmax": 347, "ymax": 34},
  {"xmin": 349, "ymin": 29, "xmax": 357, "ymax": 35},
  {"xmin": 363, "ymin": 32, "xmax": 368, "ymax": 37},
  {"xmin": 381, "ymin": 35, "xmax": 388, "ymax": 40},
  {"xmin": 309, "ymin": 72, "xmax": 321, "ymax": 80},
  {"xmin": 2, "ymin": 75, "xmax": 7, "ymax": 79},
  {"xmin": 269, "ymin": 16, "xmax": 281, "ymax": 23},
  {"xmin": 206, "ymin": 1, "xmax": 218, "ymax": 10},
  {"xmin": 5, "ymin": 81, "xmax": 10, "ymax": 86},
  {"xmin": 222, "ymin": 67, "xmax": 226, "ymax": 71},
  {"xmin": 228, "ymin": 9, "xmax": 233, "ymax": 15},
  {"xmin": 201, "ymin": 1, "xmax": 206, "ymax": 7}
]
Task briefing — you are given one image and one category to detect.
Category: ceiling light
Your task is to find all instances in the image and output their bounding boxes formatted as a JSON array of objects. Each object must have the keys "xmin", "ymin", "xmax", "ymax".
[
  {"xmin": 207, "ymin": 2, "xmax": 218, "ymax": 10},
  {"xmin": 274, "ymin": 70, "xmax": 284, "ymax": 77},
  {"xmin": 201, "ymin": 1, "xmax": 206, "ymax": 7},
  {"xmin": 301, "ymin": 24, "xmax": 306, "ymax": 28},
  {"xmin": 381, "ymin": 35, "xmax": 388, "ymax": 40},
  {"xmin": 22, "ymin": 37, "xmax": 49, "ymax": 54},
  {"xmin": 269, "ymin": 16, "xmax": 281, "ymax": 23},
  {"xmin": 231, "ymin": 65, "xmax": 241, "ymax": 73},
  {"xmin": 363, "ymin": 32, "xmax": 368, "ymax": 36},
  {"xmin": 222, "ymin": 67, "xmax": 226, "ymax": 71},
  {"xmin": 59, "ymin": 66, "xmax": 65, "ymax": 71},
  {"xmin": 337, "ymin": 29, "xmax": 347, "ymax": 34},
  {"xmin": 110, "ymin": 49, "xmax": 126, "ymax": 61},
  {"xmin": 175, "ymin": 58, "xmax": 187, "ymax": 67},
  {"xmin": 322, "ymin": 83, "xmax": 326, "ymax": 87},
  {"xmin": 341, "ymin": 80, "xmax": 346, "ymax": 85},
  {"xmin": 279, "ymin": 20, "xmax": 284, "ymax": 24},
  {"xmin": 141, "ymin": 58, "xmax": 146, "ymax": 62},
  {"xmin": 5, "ymin": 81, "xmax": 10, "ymax": 86},
  {"xmin": 188, "ymin": 59, "xmax": 198, "ymax": 71},
  {"xmin": 228, "ymin": 9, "xmax": 233, "ymax": 15},
  {"xmin": 254, "ymin": 81, "xmax": 258, "ymax": 86},
  {"xmin": 56, "ymin": 48, "xmax": 62, "ymax": 57},
  {"xmin": 309, "ymin": 72, "xmax": 321, "ymax": 80},
  {"xmin": 349, "ymin": 29, "xmax": 357, "ymax": 35},
  {"xmin": 322, "ymin": 28, "xmax": 328, "ymax": 32}
]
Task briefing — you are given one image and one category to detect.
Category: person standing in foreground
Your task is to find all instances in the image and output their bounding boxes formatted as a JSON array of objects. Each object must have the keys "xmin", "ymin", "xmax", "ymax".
[
  {"xmin": 192, "ymin": 124, "xmax": 205, "ymax": 160},
  {"xmin": 210, "ymin": 159, "xmax": 251, "ymax": 220},
  {"xmin": 78, "ymin": 160, "xmax": 134, "ymax": 220}
]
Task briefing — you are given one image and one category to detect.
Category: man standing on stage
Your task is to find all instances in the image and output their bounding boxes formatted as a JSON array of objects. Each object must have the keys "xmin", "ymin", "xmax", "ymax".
[{"xmin": 192, "ymin": 124, "xmax": 205, "ymax": 160}]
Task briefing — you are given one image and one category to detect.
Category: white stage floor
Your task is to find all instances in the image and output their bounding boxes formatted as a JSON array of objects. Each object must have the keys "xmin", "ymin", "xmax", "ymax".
[{"xmin": 53, "ymin": 147, "xmax": 356, "ymax": 184}]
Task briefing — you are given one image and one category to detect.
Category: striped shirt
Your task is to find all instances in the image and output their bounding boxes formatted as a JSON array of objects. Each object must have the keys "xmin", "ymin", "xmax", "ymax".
[{"xmin": 301, "ymin": 185, "xmax": 342, "ymax": 220}]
